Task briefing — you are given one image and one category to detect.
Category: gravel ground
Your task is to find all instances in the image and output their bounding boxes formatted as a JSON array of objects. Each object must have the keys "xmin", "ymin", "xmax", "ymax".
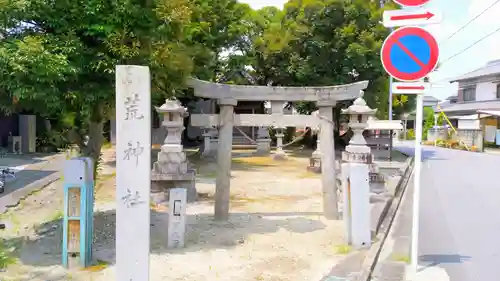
[{"xmin": 0, "ymin": 149, "xmax": 349, "ymax": 281}]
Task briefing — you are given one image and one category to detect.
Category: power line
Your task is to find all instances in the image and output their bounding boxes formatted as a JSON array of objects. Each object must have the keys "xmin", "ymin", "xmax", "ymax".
[
  {"xmin": 441, "ymin": 25, "xmax": 500, "ymax": 65},
  {"xmin": 443, "ymin": 0, "xmax": 500, "ymax": 42}
]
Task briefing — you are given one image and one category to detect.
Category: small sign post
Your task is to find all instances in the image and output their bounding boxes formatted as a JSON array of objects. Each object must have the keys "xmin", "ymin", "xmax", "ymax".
[
  {"xmin": 167, "ymin": 188, "xmax": 187, "ymax": 248},
  {"xmin": 62, "ymin": 157, "xmax": 94, "ymax": 268},
  {"xmin": 379, "ymin": 0, "xmax": 442, "ymax": 278}
]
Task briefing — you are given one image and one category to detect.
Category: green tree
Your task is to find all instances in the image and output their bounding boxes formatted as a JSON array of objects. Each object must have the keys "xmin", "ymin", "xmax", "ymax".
[
  {"xmin": 423, "ymin": 106, "xmax": 444, "ymax": 140},
  {"xmin": 0, "ymin": 0, "xmax": 194, "ymax": 175},
  {"xmin": 243, "ymin": 0, "xmax": 400, "ymax": 117}
]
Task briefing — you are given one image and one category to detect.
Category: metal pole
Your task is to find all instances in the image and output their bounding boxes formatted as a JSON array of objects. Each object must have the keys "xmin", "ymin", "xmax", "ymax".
[
  {"xmin": 410, "ymin": 92, "xmax": 424, "ymax": 275},
  {"xmin": 389, "ymin": 77, "xmax": 393, "ymax": 120},
  {"xmin": 380, "ymin": 0, "xmax": 394, "ymax": 121}
]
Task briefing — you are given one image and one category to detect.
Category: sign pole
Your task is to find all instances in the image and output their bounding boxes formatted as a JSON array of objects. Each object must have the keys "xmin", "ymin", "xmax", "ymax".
[
  {"xmin": 410, "ymin": 87, "xmax": 424, "ymax": 277},
  {"xmin": 380, "ymin": 0, "xmax": 441, "ymax": 279}
]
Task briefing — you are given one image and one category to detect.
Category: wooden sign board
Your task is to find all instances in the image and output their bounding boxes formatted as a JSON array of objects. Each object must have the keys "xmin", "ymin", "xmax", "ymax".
[
  {"xmin": 67, "ymin": 187, "xmax": 81, "ymax": 217},
  {"xmin": 67, "ymin": 220, "xmax": 81, "ymax": 252}
]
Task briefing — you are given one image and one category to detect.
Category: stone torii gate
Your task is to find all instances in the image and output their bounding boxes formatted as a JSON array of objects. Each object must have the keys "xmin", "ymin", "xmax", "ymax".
[{"xmin": 187, "ymin": 78, "xmax": 369, "ymax": 221}]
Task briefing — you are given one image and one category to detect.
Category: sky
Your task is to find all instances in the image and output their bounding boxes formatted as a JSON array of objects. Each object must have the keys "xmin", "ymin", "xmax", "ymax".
[{"xmin": 239, "ymin": 0, "xmax": 500, "ymax": 100}]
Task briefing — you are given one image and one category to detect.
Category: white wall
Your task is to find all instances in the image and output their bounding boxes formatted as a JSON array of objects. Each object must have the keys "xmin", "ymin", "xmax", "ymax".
[
  {"xmin": 476, "ymin": 81, "xmax": 497, "ymax": 101},
  {"xmin": 458, "ymin": 119, "xmax": 480, "ymax": 130}
]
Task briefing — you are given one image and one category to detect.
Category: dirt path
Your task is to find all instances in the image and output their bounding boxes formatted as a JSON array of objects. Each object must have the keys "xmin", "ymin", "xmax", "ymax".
[{"xmin": 0, "ymin": 148, "xmax": 351, "ymax": 281}]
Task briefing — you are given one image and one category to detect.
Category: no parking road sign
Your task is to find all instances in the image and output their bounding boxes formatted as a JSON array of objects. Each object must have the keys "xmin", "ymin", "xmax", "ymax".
[
  {"xmin": 394, "ymin": 0, "xmax": 430, "ymax": 7},
  {"xmin": 381, "ymin": 26, "xmax": 439, "ymax": 82}
]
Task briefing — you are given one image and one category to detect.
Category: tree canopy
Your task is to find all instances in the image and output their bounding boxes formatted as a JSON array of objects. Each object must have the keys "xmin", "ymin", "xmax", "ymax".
[{"xmin": 0, "ymin": 0, "xmax": 415, "ymax": 170}]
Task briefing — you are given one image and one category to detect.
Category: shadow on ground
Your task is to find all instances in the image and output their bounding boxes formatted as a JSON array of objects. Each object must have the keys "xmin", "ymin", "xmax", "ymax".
[
  {"xmin": 395, "ymin": 146, "xmax": 447, "ymax": 161},
  {"xmin": 0, "ymin": 153, "xmax": 55, "ymax": 166},
  {"xmin": 3, "ymin": 209, "xmax": 326, "ymax": 269},
  {"xmin": 418, "ymin": 254, "xmax": 472, "ymax": 271}
]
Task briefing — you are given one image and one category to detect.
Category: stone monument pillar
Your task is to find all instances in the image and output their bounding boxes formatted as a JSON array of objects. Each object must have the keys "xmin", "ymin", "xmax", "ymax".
[
  {"xmin": 256, "ymin": 126, "xmax": 271, "ymax": 155},
  {"xmin": 19, "ymin": 115, "xmax": 36, "ymax": 153},
  {"xmin": 202, "ymin": 127, "xmax": 218, "ymax": 158},
  {"xmin": 340, "ymin": 93, "xmax": 375, "ymax": 249},
  {"xmin": 151, "ymin": 99, "xmax": 197, "ymax": 203}
]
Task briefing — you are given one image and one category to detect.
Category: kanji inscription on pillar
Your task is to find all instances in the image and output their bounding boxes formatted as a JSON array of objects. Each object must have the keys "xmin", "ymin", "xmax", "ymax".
[{"xmin": 115, "ymin": 65, "xmax": 151, "ymax": 281}]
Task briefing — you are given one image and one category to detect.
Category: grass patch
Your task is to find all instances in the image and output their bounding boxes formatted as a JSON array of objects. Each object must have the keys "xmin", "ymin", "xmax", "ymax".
[
  {"xmin": 83, "ymin": 259, "xmax": 110, "ymax": 272},
  {"xmin": 197, "ymin": 171, "xmax": 217, "ymax": 178},
  {"xmin": 0, "ymin": 240, "xmax": 17, "ymax": 269},
  {"xmin": 50, "ymin": 210, "xmax": 64, "ymax": 221},
  {"xmin": 232, "ymin": 157, "xmax": 279, "ymax": 167},
  {"xmin": 98, "ymin": 172, "xmax": 116, "ymax": 182},
  {"xmin": 335, "ymin": 244, "xmax": 352, "ymax": 255},
  {"xmin": 297, "ymin": 172, "xmax": 320, "ymax": 179},
  {"xmin": 102, "ymin": 142, "xmax": 113, "ymax": 149},
  {"xmin": 391, "ymin": 254, "xmax": 410, "ymax": 264}
]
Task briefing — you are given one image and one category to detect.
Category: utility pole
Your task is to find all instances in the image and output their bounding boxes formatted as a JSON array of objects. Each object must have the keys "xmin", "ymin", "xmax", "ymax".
[{"xmin": 380, "ymin": 0, "xmax": 394, "ymax": 120}]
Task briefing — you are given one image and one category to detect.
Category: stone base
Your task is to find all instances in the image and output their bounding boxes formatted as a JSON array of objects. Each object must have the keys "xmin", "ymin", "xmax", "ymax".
[
  {"xmin": 256, "ymin": 139, "xmax": 271, "ymax": 155},
  {"xmin": 272, "ymin": 150, "xmax": 288, "ymax": 161},
  {"xmin": 151, "ymin": 170, "xmax": 197, "ymax": 202},
  {"xmin": 307, "ymin": 156, "xmax": 321, "ymax": 173},
  {"xmin": 342, "ymin": 151, "xmax": 372, "ymax": 164},
  {"xmin": 306, "ymin": 165, "xmax": 321, "ymax": 173},
  {"xmin": 369, "ymin": 172, "xmax": 385, "ymax": 183}
]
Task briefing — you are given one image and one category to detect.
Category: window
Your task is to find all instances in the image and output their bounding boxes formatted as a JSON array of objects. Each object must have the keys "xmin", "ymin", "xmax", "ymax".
[
  {"xmin": 463, "ymin": 87, "xmax": 476, "ymax": 102},
  {"xmin": 497, "ymin": 84, "xmax": 500, "ymax": 99}
]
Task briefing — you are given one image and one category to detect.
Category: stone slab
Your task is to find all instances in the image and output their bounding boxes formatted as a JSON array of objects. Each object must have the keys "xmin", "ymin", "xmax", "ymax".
[
  {"xmin": 190, "ymin": 113, "xmax": 320, "ymax": 128},
  {"xmin": 187, "ymin": 78, "xmax": 369, "ymax": 101},
  {"xmin": 151, "ymin": 172, "xmax": 196, "ymax": 181}
]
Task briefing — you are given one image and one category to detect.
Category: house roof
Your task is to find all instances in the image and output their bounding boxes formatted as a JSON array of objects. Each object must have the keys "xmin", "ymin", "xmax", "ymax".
[
  {"xmin": 423, "ymin": 95, "xmax": 440, "ymax": 103},
  {"xmin": 450, "ymin": 60, "xmax": 500, "ymax": 83},
  {"xmin": 435, "ymin": 100, "xmax": 500, "ymax": 115},
  {"xmin": 477, "ymin": 110, "xmax": 500, "ymax": 117}
]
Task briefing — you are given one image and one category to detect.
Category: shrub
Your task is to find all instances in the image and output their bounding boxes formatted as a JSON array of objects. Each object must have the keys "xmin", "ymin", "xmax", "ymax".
[{"xmin": 406, "ymin": 129, "xmax": 415, "ymax": 140}]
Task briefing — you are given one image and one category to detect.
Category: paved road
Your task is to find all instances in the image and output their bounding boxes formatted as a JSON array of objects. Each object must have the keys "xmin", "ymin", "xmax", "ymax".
[
  {"xmin": 395, "ymin": 142, "xmax": 500, "ymax": 281},
  {"xmin": 0, "ymin": 154, "xmax": 65, "ymax": 213}
]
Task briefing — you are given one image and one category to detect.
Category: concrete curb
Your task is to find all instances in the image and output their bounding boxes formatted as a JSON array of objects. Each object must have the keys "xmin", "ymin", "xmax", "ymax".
[{"xmin": 355, "ymin": 155, "xmax": 415, "ymax": 281}]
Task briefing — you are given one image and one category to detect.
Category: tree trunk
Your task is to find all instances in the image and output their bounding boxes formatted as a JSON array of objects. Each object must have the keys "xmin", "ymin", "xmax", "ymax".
[{"xmin": 81, "ymin": 120, "xmax": 105, "ymax": 180}]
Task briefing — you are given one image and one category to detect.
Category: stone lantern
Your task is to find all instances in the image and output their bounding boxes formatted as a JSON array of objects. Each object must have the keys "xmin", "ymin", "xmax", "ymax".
[
  {"xmin": 339, "ymin": 91, "xmax": 375, "ymax": 249},
  {"xmin": 341, "ymin": 92, "xmax": 376, "ymax": 164},
  {"xmin": 151, "ymin": 99, "xmax": 197, "ymax": 202},
  {"xmin": 307, "ymin": 110, "xmax": 321, "ymax": 173}
]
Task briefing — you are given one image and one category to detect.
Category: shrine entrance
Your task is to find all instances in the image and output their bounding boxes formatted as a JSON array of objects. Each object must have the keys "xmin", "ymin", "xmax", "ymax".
[{"xmin": 187, "ymin": 78, "xmax": 369, "ymax": 221}]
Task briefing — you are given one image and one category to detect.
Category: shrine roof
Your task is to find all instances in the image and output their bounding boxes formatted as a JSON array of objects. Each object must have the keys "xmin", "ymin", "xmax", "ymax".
[{"xmin": 187, "ymin": 79, "xmax": 369, "ymax": 102}]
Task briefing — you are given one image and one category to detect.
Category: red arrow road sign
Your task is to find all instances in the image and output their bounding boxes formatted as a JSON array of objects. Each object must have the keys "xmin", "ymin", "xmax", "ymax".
[
  {"xmin": 393, "ymin": 0, "xmax": 430, "ymax": 7},
  {"xmin": 383, "ymin": 9, "xmax": 442, "ymax": 28},
  {"xmin": 390, "ymin": 11, "xmax": 434, "ymax": 21},
  {"xmin": 392, "ymin": 82, "xmax": 429, "ymax": 94},
  {"xmin": 396, "ymin": 85, "xmax": 425, "ymax": 90}
]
